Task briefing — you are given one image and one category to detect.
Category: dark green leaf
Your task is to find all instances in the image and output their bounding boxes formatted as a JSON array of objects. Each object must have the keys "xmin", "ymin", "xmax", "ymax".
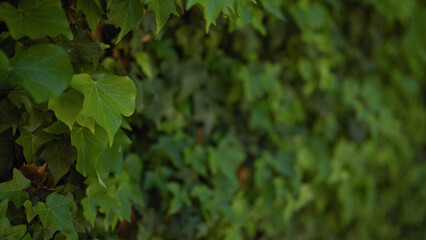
[
  {"xmin": 110, "ymin": 0, "xmax": 144, "ymax": 43},
  {"xmin": 0, "ymin": 98, "xmax": 21, "ymax": 126},
  {"xmin": 54, "ymin": 30, "xmax": 103, "ymax": 68},
  {"xmin": 6, "ymin": 44, "xmax": 73, "ymax": 103},
  {"xmin": 97, "ymin": 129, "xmax": 131, "ymax": 176},
  {"xmin": 0, "ymin": 129, "xmax": 14, "ymax": 181},
  {"xmin": 77, "ymin": 0, "xmax": 102, "ymax": 30},
  {"xmin": 0, "ymin": 50, "xmax": 8, "ymax": 82},
  {"xmin": 146, "ymin": 0, "xmax": 179, "ymax": 34},
  {"xmin": 15, "ymin": 128, "xmax": 53, "ymax": 163},
  {"xmin": 186, "ymin": 0, "xmax": 232, "ymax": 32},
  {"xmin": 0, "ymin": 217, "xmax": 27, "ymax": 240},
  {"xmin": 0, "ymin": 0, "xmax": 72, "ymax": 40},
  {"xmin": 39, "ymin": 141, "xmax": 77, "ymax": 185},
  {"xmin": 259, "ymin": 0, "xmax": 285, "ymax": 20},
  {"xmin": 42, "ymin": 121, "xmax": 70, "ymax": 135}
]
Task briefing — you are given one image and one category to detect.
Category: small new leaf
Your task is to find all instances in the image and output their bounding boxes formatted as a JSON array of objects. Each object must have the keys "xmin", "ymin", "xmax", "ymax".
[
  {"xmin": 48, "ymin": 89, "xmax": 84, "ymax": 130},
  {"xmin": 76, "ymin": 114, "xmax": 96, "ymax": 134}
]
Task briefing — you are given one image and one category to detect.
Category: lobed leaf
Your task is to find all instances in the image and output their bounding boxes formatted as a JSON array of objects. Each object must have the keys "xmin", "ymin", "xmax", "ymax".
[
  {"xmin": 0, "ymin": 169, "xmax": 30, "ymax": 208},
  {"xmin": 0, "ymin": 0, "xmax": 72, "ymax": 40},
  {"xmin": 5, "ymin": 44, "xmax": 73, "ymax": 103},
  {"xmin": 70, "ymin": 125, "xmax": 108, "ymax": 178},
  {"xmin": 70, "ymin": 73, "xmax": 136, "ymax": 144},
  {"xmin": 146, "ymin": 0, "xmax": 179, "ymax": 34},
  {"xmin": 110, "ymin": 0, "xmax": 144, "ymax": 43}
]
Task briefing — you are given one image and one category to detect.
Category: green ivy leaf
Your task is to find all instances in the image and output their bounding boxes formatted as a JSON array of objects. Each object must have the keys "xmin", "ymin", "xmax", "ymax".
[
  {"xmin": 75, "ymin": 114, "xmax": 96, "ymax": 134},
  {"xmin": 77, "ymin": 0, "xmax": 102, "ymax": 30},
  {"xmin": 146, "ymin": 0, "xmax": 179, "ymax": 34},
  {"xmin": 0, "ymin": 218, "xmax": 27, "ymax": 240},
  {"xmin": 70, "ymin": 125, "xmax": 108, "ymax": 178},
  {"xmin": 110, "ymin": 0, "xmax": 144, "ymax": 43},
  {"xmin": 7, "ymin": 88, "xmax": 33, "ymax": 113},
  {"xmin": 6, "ymin": 44, "xmax": 73, "ymax": 103},
  {"xmin": 208, "ymin": 137, "xmax": 245, "ymax": 186},
  {"xmin": 186, "ymin": 0, "xmax": 232, "ymax": 32},
  {"xmin": 0, "ymin": 130, "xmax": 14, "ymax": 181},
  {"xmin": 24, "ymin": 200, "xmax": 36, "ymax": 222},
  {"xmin": 104, "ymin": 174, "xmax": 141, "ymax": 229},
  {"xmin": 97, "ymin": 129, "xmax": 132, "ymax": 176},
  {"xmin": 0, "ymin": 0, "xmax": 73, "ymax": 40},
  {"xmin": 167, "ymin": 182, "xmax": 189, "ymax": 214},
  {"xmin": 54, "ymin": 30, "xmax": 103, "ymax": 69},
  {"xmin": 0, "ymin": 169, "xmax": 30, "ymax": 208},
  {"xmin": 21, "ymin": 233, "xmax": 32, "ymax": 240},
  {"xmin": 238, "ymin": 64, "xmax": 264, "ymax": 102},
  {"xmin": 0, "ymin": 99, "xmax": 21, "ymax": 129},
  {"xmin": 48, "ymin": 89, "xmax": 84, "ymax": 130},
  {"xmin": 25, "ymin": 193, "xmax": 77, "ymax": 240},
  {"xmin": 27, "ymin": 109, "xmax": 44, "ymax": 133},
  {"xmin": 124, "ymin": 154, "xmax": 143, "ymax": 181},
  {"xmin": 0, "ymin": 200, "xmax": 27, "ymax": 240},
  {"xmin": 123, "ymin": 155, "xmax": 144, "ymax": 207},
  {"xmin": 81, "ymin": 180, "xmax": 118, "ymax": 227},
  {"xmin": 0, "ymin": 50, "xmax": 8, "ymax": 82},
  {"xmin": 16, "ymin": 128, "xmax": 54, "ymax": 163},
  {"xmin": 27, "ymin": 221, "xmax": 56, "ymax": 240},
  {"xmin": 70, "ymin": 74, "xmax": 136, "ymax": 144},
  {"xmin": 42, "ymin": 121, "xmax": 70, "ymax": 135},
  {"xmin": 259, "ymin": 0, "xmax": 285, "ymax": 20},
  {"xmin": 0, "ymin": 200, "xmax": 7, "ymax": 216},
  {"xmin": 134, "ymin": 52, "xmax": 157, "ymax": 79},
  {"xmin": 39, "ymin": 141, "xmax": 77, "ymax": 185}
]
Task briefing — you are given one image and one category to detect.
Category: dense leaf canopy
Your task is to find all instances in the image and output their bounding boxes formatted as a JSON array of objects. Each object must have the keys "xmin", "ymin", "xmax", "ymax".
[{"xmin": 0, "ymin": 0, "xmax": 425, "ymax": 239}]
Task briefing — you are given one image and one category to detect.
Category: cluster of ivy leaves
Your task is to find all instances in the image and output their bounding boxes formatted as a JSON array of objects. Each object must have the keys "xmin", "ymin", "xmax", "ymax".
[{"xmin": 1, "ymin": 0, "xmax": 426, "ymax": 239}]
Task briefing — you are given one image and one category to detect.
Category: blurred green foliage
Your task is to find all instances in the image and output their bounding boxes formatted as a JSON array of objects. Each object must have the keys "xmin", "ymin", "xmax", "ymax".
[
  {"xmin": 125, "ymin": 1, "xmax": 426, "ymax": 239},
  {"xmin": 0, "ymin": 0, "xmax": 425, "ymax": 239}
]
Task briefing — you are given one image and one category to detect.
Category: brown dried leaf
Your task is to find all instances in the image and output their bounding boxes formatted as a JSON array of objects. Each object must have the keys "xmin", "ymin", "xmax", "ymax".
[
  {"xmin": 115, "ymin": 209, "xmax": 137, "ymax": 238},
  {"xmin": 237, "ymin": 167, "xmax": 251, "ymax": 183},
  {"xmin": 20, "ymin": 163, "xmax": 48, "ymax": 188},
  {"xmin": 20, "ymin": 163, "xmax": 55, "ymax": 201}
]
